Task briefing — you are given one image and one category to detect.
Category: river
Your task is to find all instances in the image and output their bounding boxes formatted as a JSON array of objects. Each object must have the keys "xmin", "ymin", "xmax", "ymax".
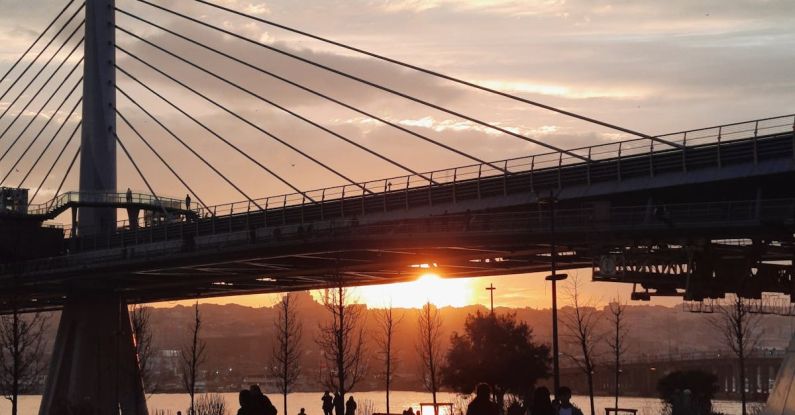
[{"xmin": 2, "ymin": 391, "xmax": 755, "ymax": 415}]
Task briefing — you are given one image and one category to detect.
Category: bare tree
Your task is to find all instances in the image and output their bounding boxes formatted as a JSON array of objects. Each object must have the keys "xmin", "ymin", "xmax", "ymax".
[
  {"xmin": 131, "ymin": 304, "xmax": 155, "ymax": 393},
  {"xmin": 374, "ymin": 302, "xmax": 403, "ymax": 415},
  {"xmin": 710, "ymin": 295, "xmax": 763, "ymax": 415},
  {"xmin": 270, "ymin": 293, "xmax": 304, "ymax": 415},
  {"xmin": 417, "ymin": 301, "xmax": 443, "ymax": 415},
  {"xmin": 561, "ymin": 275, "xmax": 603, "ymax": 415},
  {"xmin": 0, "ymin": 300, "xmax": 47, "ymax": 415},
  {"xmin": 181, "ymin": 301, "xmax": 207, "ymax": 415},
  {"xmin": 606, "ymin": 297, "xmax": 629, "ymax": 410},
  {"xmin": 316, "ymin": 282, "xmax": 367, "ymax": 402}
]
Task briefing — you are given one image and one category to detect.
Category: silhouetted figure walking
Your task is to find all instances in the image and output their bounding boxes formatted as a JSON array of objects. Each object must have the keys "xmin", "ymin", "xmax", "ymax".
[
  {"xmin": 250, "ymin": 384, "xmax": 278, "ymax": 415},
  {"xmin": 333, "ymin": 393, "xmax": 343, "ymax": 415},
  {"xmin": 345, "ymin": 396, "xmax": 357, "ymax": 415},
  {"xmin": 553, "ymin": 387, "xmax": 583, "ymax": 415},
  {"xmin": 322, "ymin": 391, "xmax": 334, "ymax": 415},
  {"xmin": 185, "ymin": 194, "xmax": 191, "ymax": 210},
  {"xmin": 126, "ymin": 187, "xmax": 132, "ymax": 203},
  {"xmin": 531, "ymin": 387, "xmax": 554, "ymax": 415},
  {"xmin": 467, "ymin": 383, "xmax": 499, "ymax": 415}
]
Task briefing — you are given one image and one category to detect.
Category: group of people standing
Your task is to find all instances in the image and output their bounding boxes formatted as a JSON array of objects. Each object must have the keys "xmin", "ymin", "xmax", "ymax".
[
  {"xmin": 467, "ymin": 383, "xmax": 583, "ymax": 415},
  {"xmin": 238, "ymin": 385, "xmax": 279, "ymax": 415},
  {"xmin": 322, "ymin": 391, "xmax": 358, "ymax": 415}
]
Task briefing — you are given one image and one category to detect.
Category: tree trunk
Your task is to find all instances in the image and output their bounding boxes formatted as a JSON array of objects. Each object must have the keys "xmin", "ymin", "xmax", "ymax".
[
  {"xmin": 337, "ymin": 285, "xmax": 346, "ymax": 401},
  {"xmin": 12, "ymin": 309, "xmax": 19, "ymax": 415},
  {"xmin": 614, "ymin": 343, "xmax": 620, "ymax": 409},
  {"xmin": 386, "ymin": 354, "xmax": 391, "ymax": 415},
  {"xmin": 587, "ymin": 367, "xmax": 596, "ymax": 415},
  {"xmin": 739, "ymin": 354, "xmax": 747, "ymax": 415}
]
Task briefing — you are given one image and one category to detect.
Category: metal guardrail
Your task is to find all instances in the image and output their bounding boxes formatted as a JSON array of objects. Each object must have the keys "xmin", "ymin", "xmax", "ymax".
[
  {"xmin": 25, "ymin": 191, "xmax": 186, "ymax": 216},
  {"xmin": 186, "ymin": 114, "xmax": 794, "ymax": 219},
  {"xmin": 30, "ymin": 114, "xmax": 795, "ymax": 234}
]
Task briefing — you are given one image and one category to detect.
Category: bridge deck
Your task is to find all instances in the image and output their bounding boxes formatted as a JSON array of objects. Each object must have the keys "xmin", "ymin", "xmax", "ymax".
[{"xmin": 0, "ymin": 117, "xmax": 793, "ymax": 311}]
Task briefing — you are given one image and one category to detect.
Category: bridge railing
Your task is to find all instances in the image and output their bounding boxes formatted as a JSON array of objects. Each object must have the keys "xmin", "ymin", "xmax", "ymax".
[
  {"xmin": 189, "ymin": 114, "xmax": 795, "ymax": 219},
  {"xmin": 42, "ymin": 114, "xmax": 795, "ymax": 233},
  {"xmin": 26, "ymin": 191, "xmax": 187, "ymax": 216}
]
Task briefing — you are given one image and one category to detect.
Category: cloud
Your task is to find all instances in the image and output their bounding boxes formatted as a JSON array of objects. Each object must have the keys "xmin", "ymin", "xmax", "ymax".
[{"xmin": 0, "ymin": 0, "xmax": 792, "ymax": 206}]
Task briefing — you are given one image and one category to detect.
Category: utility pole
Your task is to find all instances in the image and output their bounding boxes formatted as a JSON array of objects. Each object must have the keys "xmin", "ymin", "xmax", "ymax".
[
  {"xmin": 486, "ymin": 283, "xmax": 496, "ymax": 314},
  {"xmin": 542, "ymin": 191, "xmax": 567, "ymax": 397}
]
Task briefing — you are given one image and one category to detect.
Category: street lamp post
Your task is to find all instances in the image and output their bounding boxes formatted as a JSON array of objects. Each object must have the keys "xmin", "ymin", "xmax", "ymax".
[{"xmin": 541, "ymin": 192, "xmax": 567, "ymax": 396}]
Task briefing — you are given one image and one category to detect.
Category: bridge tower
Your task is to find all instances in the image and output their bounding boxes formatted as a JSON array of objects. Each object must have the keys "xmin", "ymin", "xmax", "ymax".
[{"xmin": 39, "ymin": 2, "xmax": 147, "ymax": 414}]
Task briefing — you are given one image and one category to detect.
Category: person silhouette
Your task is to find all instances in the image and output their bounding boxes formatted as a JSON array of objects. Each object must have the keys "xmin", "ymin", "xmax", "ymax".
[
  {"xmin": 185, "ymin": 194, "xmax": 192, "ymax": 210},
  {"xmin": 238, "ymin": 390, "xmax": 254, "ymax": 415},
  {"xmin": 322, "ymin": 391, "xmax": 334, "ymax": 415},
  {"xmin": 250, "ymin": 384, "xmax": 277, "ymax": 415},
  {"xmin": 333, "ymin": 393, "xmax": 343, "ymax": 415},
  {"xmin": 126, "ymin": 187, "xmax": 132, "ymax": 203},
  {"xmin": 299, "ymin": 409, "xmax": 307, "ymax": 415},
  {"xmin": 554, "ymin": 387, "xmax": 583, "ymax": 415},
  {"xmin": 466, "ymin": 383, "xmax": 498, "ymax": 415},
  {"xmin": 345, "ymin": 396, "xmax": 357, "ymax": 415},
  {"xmin": 531, "ymin": 387, "xmax": 554, "ymax": 415}
]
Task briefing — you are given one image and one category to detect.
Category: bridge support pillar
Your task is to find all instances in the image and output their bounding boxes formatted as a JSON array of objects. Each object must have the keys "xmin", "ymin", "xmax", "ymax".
[{"xmin": 38, "ymin": 293, "xmax": 147, "ymax": 415}]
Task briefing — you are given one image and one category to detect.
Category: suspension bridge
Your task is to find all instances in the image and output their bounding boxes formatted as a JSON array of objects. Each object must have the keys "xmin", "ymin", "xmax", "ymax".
[{"xmin": 0, "ymin": 1, "xmax": 792, "ymax": 413}]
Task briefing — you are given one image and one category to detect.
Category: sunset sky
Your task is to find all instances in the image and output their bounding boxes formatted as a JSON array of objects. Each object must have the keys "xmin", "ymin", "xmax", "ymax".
[{"xmin": 0, "ymin": 0, "xmax": 792, "ymax": 309}]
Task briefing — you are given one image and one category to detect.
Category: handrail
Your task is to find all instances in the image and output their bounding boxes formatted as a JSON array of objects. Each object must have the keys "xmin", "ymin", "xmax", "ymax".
[
  {"xmin": 18, "ymin": 191, "xmax": 188, "ymax": 217},
  {"xmin": 189, "ymin": 114, "xmax": 795, "ymax": 219},
  {"xmin": 14, "ymin": 114, "xmax": 795, "ymax": 225}
]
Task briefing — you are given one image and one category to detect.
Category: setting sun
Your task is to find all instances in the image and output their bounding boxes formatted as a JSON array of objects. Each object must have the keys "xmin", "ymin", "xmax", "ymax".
[{"xmin": 357, "ymin": 273, "xmax": 475, "ymax": 309}]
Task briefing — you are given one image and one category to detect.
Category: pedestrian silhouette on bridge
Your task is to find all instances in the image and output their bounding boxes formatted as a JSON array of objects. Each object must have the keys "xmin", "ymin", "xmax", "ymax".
[
  {"xmin": 466, "ymin": 383, "xmax": 498, "ymax": 415},
  {"xmin": 322, "ymin": 391, "xmax": 334, "ymax": 415},
  {"xmin": 126, "ymin": 187, "xmax": 132, "ymax": 203},
  {"xmin": 186, "ymin": 193, "xmax": 191, "ymax": 210}
]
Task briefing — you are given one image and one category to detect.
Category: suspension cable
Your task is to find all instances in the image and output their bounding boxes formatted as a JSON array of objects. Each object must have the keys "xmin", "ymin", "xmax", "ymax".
[
  {"xmin": 1, "ymin": 76, "xmax": 82, "ymax": 185},
  {"xmin": 0, "ymin": 4, "xmax": 84, "ymax": 103},
  {"xmin": 54, "ymin": 146, "xmax": 80, "ymax": 200},
  {"xmin": 192, "ymin": 0, "xmax": 678, "ymax": 148},
  {"xmin": 117, "ymin": 48, "xmax": 369, "ymax": 197},
  {"xmin": 117, "ymin": 51, "xmax": 361, "ymax": 200},
  {"xmin": 0, "ymin": 0, "xmax": 78, "ymax": 86},
  {"xmin": 116, "ymin": 85, "xmax": 255, "ymax": 212},
  {"xmin": 30, "ymin": 120, "xmax": 81, "ymax": 203},
  {"xmin": 114, "ymin": 14, "xmax": 505, "ymax": 174},
  {"xmin": 113, "ymin": 131, "xmax": 165, "ymax": 213},
  {"xmin": 115, "ymin": 63, "xmax": 312, "ymax": 203},
  {"xmin": 131, "ymin": 0, "xmax": 591, "ymax": 160},
  {"xmin": 0, "ymin": 29, "xmax": 83, "ymax": 140},
  {"xmin": 115, "ymin": 108, "xmax": 212, "ymax": 213},
  {"xmin": 0, "ymin": 56, "xmax": 83, "ymax": 165},
  {"xmin": 117, "ymin": 25, "xmax": 438, "ymax": 184},
  {"xmin": 18, "ymin": 97, "xmax": 82, "ymax": 188}
]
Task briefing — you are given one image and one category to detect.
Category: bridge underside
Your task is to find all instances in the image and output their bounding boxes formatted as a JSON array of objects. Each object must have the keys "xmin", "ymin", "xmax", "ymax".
[{"xmin": 1, "ymin": 132, "xmax": 794, "ymax": 312}]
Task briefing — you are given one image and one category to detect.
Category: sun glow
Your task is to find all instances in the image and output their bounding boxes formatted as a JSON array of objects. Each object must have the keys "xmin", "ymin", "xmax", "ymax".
[{"xmin": 357, "ymin": 273, "xmax": 474, "ymax": 309}]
